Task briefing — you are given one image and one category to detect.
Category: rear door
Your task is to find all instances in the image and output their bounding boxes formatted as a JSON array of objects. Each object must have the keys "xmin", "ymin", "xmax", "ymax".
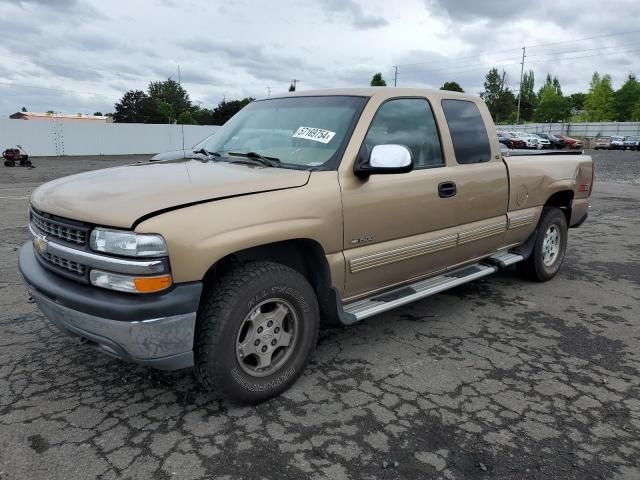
[{"xmin": 439, "ymin": 98, "xmax": 509, "ymax": 268}]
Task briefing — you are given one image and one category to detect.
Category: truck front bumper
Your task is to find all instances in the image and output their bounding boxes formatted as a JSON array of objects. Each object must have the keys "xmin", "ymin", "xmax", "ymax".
[{"xmin": 19, "ymin": 243, "xmax": 203, "ymax": 370}]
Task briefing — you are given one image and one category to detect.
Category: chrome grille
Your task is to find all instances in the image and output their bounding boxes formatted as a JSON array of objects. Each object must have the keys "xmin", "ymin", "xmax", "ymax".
[
  {"xmin": 30, "ymin": 210, "xmax": 87, "ymax": 245},
  {"xmin": 41, "ymin": 251, "xmax": 86, "ymax": 275}
]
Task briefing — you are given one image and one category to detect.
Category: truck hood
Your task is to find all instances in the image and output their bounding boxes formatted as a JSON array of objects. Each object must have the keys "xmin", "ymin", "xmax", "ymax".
[{"xmin": 30, "ymin": 159, "xmax": 311, "ymax": 228}]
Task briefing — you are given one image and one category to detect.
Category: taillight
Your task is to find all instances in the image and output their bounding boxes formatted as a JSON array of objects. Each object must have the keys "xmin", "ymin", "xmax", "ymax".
[{"xmin": 588, "ymin": 164, "xmax": 595, "ymax": 197}]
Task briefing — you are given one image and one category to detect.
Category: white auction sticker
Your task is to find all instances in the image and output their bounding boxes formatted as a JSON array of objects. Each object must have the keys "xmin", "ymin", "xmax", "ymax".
[{"xmin": 292, "ymin": 126, "xmax": 336, "ymax": 144}]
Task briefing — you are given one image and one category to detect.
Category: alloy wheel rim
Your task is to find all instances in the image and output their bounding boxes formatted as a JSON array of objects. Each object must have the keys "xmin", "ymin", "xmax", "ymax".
[
  {"xmin": 542, "ymin": 224, "xmax": 561, "ymax": 267},
  {"xmin": 235, "ymin": 298, "xmax": 298, "ymax": 378}
]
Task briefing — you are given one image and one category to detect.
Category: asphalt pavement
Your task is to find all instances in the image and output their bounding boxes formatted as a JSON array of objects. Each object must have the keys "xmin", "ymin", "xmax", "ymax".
[{"xmin": 0, "ymin": 150, "xmax": 639, "ymax": 479}]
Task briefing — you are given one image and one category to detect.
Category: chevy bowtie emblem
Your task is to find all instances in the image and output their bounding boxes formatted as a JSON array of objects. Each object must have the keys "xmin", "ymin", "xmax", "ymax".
[{"xmin": 34, "ymin": 235, "xmax": 48, "ymax": 255}]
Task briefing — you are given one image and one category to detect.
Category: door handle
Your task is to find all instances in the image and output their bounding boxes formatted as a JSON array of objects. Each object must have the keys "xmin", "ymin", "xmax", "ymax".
[{"xmin": 438, "ymin": 181, "xmax": 457, "ymax": 198}]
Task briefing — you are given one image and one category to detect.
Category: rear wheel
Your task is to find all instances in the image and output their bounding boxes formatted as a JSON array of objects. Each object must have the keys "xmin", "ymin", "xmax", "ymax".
[
  {"xmin": 517, "ymin": 207, "xmax": 568, "ymax": 282},
  {"xmin": 194, "ymin": 261, "xmax": 319, "ymax": 403}
]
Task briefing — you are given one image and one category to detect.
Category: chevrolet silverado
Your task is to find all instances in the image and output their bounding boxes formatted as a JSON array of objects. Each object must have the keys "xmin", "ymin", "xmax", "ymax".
[{"xmin": 20, "ymin": 88, "xmax": 594, "ymax": 403}]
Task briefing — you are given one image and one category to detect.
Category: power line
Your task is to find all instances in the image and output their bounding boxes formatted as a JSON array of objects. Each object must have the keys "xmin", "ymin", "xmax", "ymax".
[
  {"xmin": 526, "ymin": 29, "xmax": 640, "ymax": 49},
  {"xmin": 392, "ymin": 29, "xmax": 640, "ymax": 86},
  {"xmin": 393, "ymin": 46, "xmax": 523, "ymax": 68},
  {"xmin": 525, "ymin": 46, "xmax": 640, "ymax": 64},
  {"xmin": 397, "ymin": 59, "xmax": 523, "ymax": 78},
  {"xmin": 526, "ymin": 41, "xmax": 640, "ymax": 58},
  {"xmin": 0, "ymin": 79, "xmax": 116, "ymax": 98}
]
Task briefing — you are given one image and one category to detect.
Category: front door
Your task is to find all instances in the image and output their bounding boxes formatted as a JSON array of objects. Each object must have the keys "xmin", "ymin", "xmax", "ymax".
[{"xmin": 340, "ymin": 97, "xmax": 458, "ymax": 299}]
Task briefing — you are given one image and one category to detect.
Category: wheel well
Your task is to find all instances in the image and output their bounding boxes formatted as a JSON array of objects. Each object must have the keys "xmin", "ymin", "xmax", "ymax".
[
  {"xmin": 201, "ymin": 239, "xmax": 339, "ymax": 323},
  {"xmin": 544, "ymin": 190, "xmax": 573, "ymax": 222}
]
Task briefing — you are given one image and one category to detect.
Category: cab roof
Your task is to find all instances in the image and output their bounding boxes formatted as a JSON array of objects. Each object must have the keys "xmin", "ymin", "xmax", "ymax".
[{"xmin": 263, "ymin": 87, "xmax": 475, "ymax": 102}]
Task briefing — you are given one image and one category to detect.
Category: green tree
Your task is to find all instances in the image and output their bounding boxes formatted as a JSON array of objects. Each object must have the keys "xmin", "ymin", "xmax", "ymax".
[
  {"xmin": 584, "ymin": 72, "xmax": 615, "ymax": 121},
  {"xmin": 148, "ymin": 78, "xmax": 192, "ymax": 120},
  {"xmin": 480, "ymin": 68, "xmax": 515, "ymax": 123},
  {"xmin": 191, "ymin": 105, "xmax": 217, "ymax": 125},
  {"xmin": 370, "ymin": 73, "xmax": 387, "ymax": 87},
  {"xmin": 288, "ymin": 83, "xmax": 296, "ymax": 92},
  {"xmin": 212, "ymin": 97, "xmax": 255, "ymax": 125},
  {"xmin": 613, "ymin": 73, "xmax": 640, "ymax": 121},
  {"xmin": 440, "ymin": 81, "xmax": 464, "ymax": 92},
  {"xmin": 568, "ymin": 93, "xmax": 587, "ymax": 112},
  {"xmin": 21, "ymin": 106, "xmax": 27, "ymax": 112},
  {"xmin": 631, "ymin": 99, "xmax": 640, "ymax": 121},
  {"xmin": 518, "ymin": 70, "xmax": 536, "ymax": 122},
  {"xmin": 113, "ymin": 90, "xmax": 159, "ymax": 123},
  {"xmin": 154, "ymin": 100, "xmax": 175, "ymax": 123},
  {"xmin": 93, "ymin": 111, "xmax": 103, "ymax": 116},
  {"xmin": 177, "ymin": 111, "xmax": 197, "ymax": 125},
  {"xmin": 534, "ymin": 75, "xmax": 570, "ymax": 122}
]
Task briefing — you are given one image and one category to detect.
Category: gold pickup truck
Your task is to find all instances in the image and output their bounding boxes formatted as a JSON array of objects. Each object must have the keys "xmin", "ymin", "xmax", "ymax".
[{"xmin": 19, "ymin": 88, "xmax": 594, "ymax": 402}]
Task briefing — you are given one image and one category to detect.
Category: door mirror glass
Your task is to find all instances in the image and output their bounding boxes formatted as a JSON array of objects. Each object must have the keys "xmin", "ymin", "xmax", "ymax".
[{"xmin": 355, "ymin": 144, "xmax": 414, "ymax": 177}]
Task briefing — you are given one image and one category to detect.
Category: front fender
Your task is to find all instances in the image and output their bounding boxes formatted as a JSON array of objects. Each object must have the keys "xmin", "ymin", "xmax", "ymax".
[{"xmin": 135, "ymin": 172, "xmax": 344, "ymax": 283}]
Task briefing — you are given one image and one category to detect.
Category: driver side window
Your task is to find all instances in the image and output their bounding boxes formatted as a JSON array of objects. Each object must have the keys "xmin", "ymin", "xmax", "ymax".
[{"xmin": 362, "ymin": 98, "xmax": 444, "ymax": 169}]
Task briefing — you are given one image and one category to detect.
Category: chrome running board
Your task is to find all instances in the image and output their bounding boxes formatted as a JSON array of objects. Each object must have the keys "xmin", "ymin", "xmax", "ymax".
[
  {"xmin": 484, "ymin": 251, "xmax": 524, "ymax": 268},
  {"xmin": 343, "ymin": 251, "xmax": 524, "ymax": 321}
]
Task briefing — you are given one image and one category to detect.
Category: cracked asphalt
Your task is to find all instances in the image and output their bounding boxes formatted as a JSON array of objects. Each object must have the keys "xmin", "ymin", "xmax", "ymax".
[{"xmin": 1, "ymin": 151, "xmax": 639, "ymax": 480}]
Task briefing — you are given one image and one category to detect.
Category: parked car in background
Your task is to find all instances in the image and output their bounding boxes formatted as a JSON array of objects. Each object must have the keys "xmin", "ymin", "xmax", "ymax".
[
  {"xmin": 623, "ymin": 136, "xmax": 640, "ymax": 151},
  {"xmin": 555, "ymin": 134, "xmax": 583, "ymax": 150},
  {"xmin": 529, "ymin": 133, "xmax": 551, "ymax": 149},
  {"xmin": 537, "ymin": 133, "xmax": 565, "ymax": 149},
  {"xmin": 610, "ymin": 136, "xmax": 625, "ymax": 150},
  {"xmin": 510, "ymin": 131, "xmax": 538, "ymax": 149},
  {"xmin": 497, "ymin": 131, "xmax": 526, "ymax": 149},
  {"xmin": 594, "ymin": 136, "xmax": 612, "ymax": 150}
]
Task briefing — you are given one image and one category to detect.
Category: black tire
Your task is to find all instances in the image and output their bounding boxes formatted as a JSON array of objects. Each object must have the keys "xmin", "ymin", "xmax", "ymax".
[
  {"xmin": 517, "ymin": 207, "xmax": 568, "ymax": 282},
  {"xmin": 194, "ymin": 261, "xmax": 319, "ymax": 403}
]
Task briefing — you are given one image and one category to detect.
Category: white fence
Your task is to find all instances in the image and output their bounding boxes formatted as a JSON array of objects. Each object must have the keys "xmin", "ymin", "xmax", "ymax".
[
  {"xmin": 497, "ymin": 122, "xmax": 640, "ymax": 138},
  {"xmin": 0, "ymin": 119, "xmax": 219, "ymax": 156}
]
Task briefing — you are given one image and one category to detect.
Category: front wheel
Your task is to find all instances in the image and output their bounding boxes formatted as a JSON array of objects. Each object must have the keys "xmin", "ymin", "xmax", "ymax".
[
  {"xmin": 517, "ymin": 207, "xmax": 568, "ymax": 282},
  {"xmin": 194, "ymin": 261, "xmax": 319, "ymax": 403}
]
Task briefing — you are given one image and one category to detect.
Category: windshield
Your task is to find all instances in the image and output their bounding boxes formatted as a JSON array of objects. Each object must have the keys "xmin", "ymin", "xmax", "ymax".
[{"xmin": 193, "ymin": 96, "xmax": 368, "ymax": 170}]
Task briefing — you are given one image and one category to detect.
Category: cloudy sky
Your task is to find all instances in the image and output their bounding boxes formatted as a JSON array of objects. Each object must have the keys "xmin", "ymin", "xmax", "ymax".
[{"xmin": 0, "ymin": 0, "xmax": 639, "ymax": 116}]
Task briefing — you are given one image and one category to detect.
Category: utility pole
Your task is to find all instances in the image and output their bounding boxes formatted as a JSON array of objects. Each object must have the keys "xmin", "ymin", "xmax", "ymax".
[
  {"xmin": 516, "ymin": 46, "xmax": 526, "ymax": 125},
  {"xmin": 177, "ymin": 64, "xmax": 184, "ymax": 151},
  {"xmin": 394, "ymin": 66, "xmax": 398, "ymax": 87},
  {"xmin": 266, "ymin": 86, "xmax": 271, "ymax": 96}
]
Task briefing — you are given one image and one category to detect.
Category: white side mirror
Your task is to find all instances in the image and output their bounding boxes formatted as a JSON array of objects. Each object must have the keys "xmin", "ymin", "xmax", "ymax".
[{"xmin": 369, "ymin": 144, "xmax": 412, "ymax": 169}]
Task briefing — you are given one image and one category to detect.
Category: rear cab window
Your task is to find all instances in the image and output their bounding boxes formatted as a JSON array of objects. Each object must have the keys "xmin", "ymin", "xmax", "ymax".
[{"xmin": 441, "ymin": 99, "xmax": 492, "ymax": 164}]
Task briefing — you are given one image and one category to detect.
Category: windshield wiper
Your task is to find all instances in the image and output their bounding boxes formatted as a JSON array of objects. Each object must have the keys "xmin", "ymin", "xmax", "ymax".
[
  {"xmin": 193, "ymin": 148, "xmax": 221, "ymax": 157},
  {"xmin": 228, "ymin": 151, "xmax": 280, "ymax": 167}
]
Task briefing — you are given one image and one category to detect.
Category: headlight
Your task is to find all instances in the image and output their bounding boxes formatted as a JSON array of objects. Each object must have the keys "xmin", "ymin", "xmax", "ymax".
[{"xmin": 90, "ymin": 228, "xmax": 167, "ymax": 257}]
